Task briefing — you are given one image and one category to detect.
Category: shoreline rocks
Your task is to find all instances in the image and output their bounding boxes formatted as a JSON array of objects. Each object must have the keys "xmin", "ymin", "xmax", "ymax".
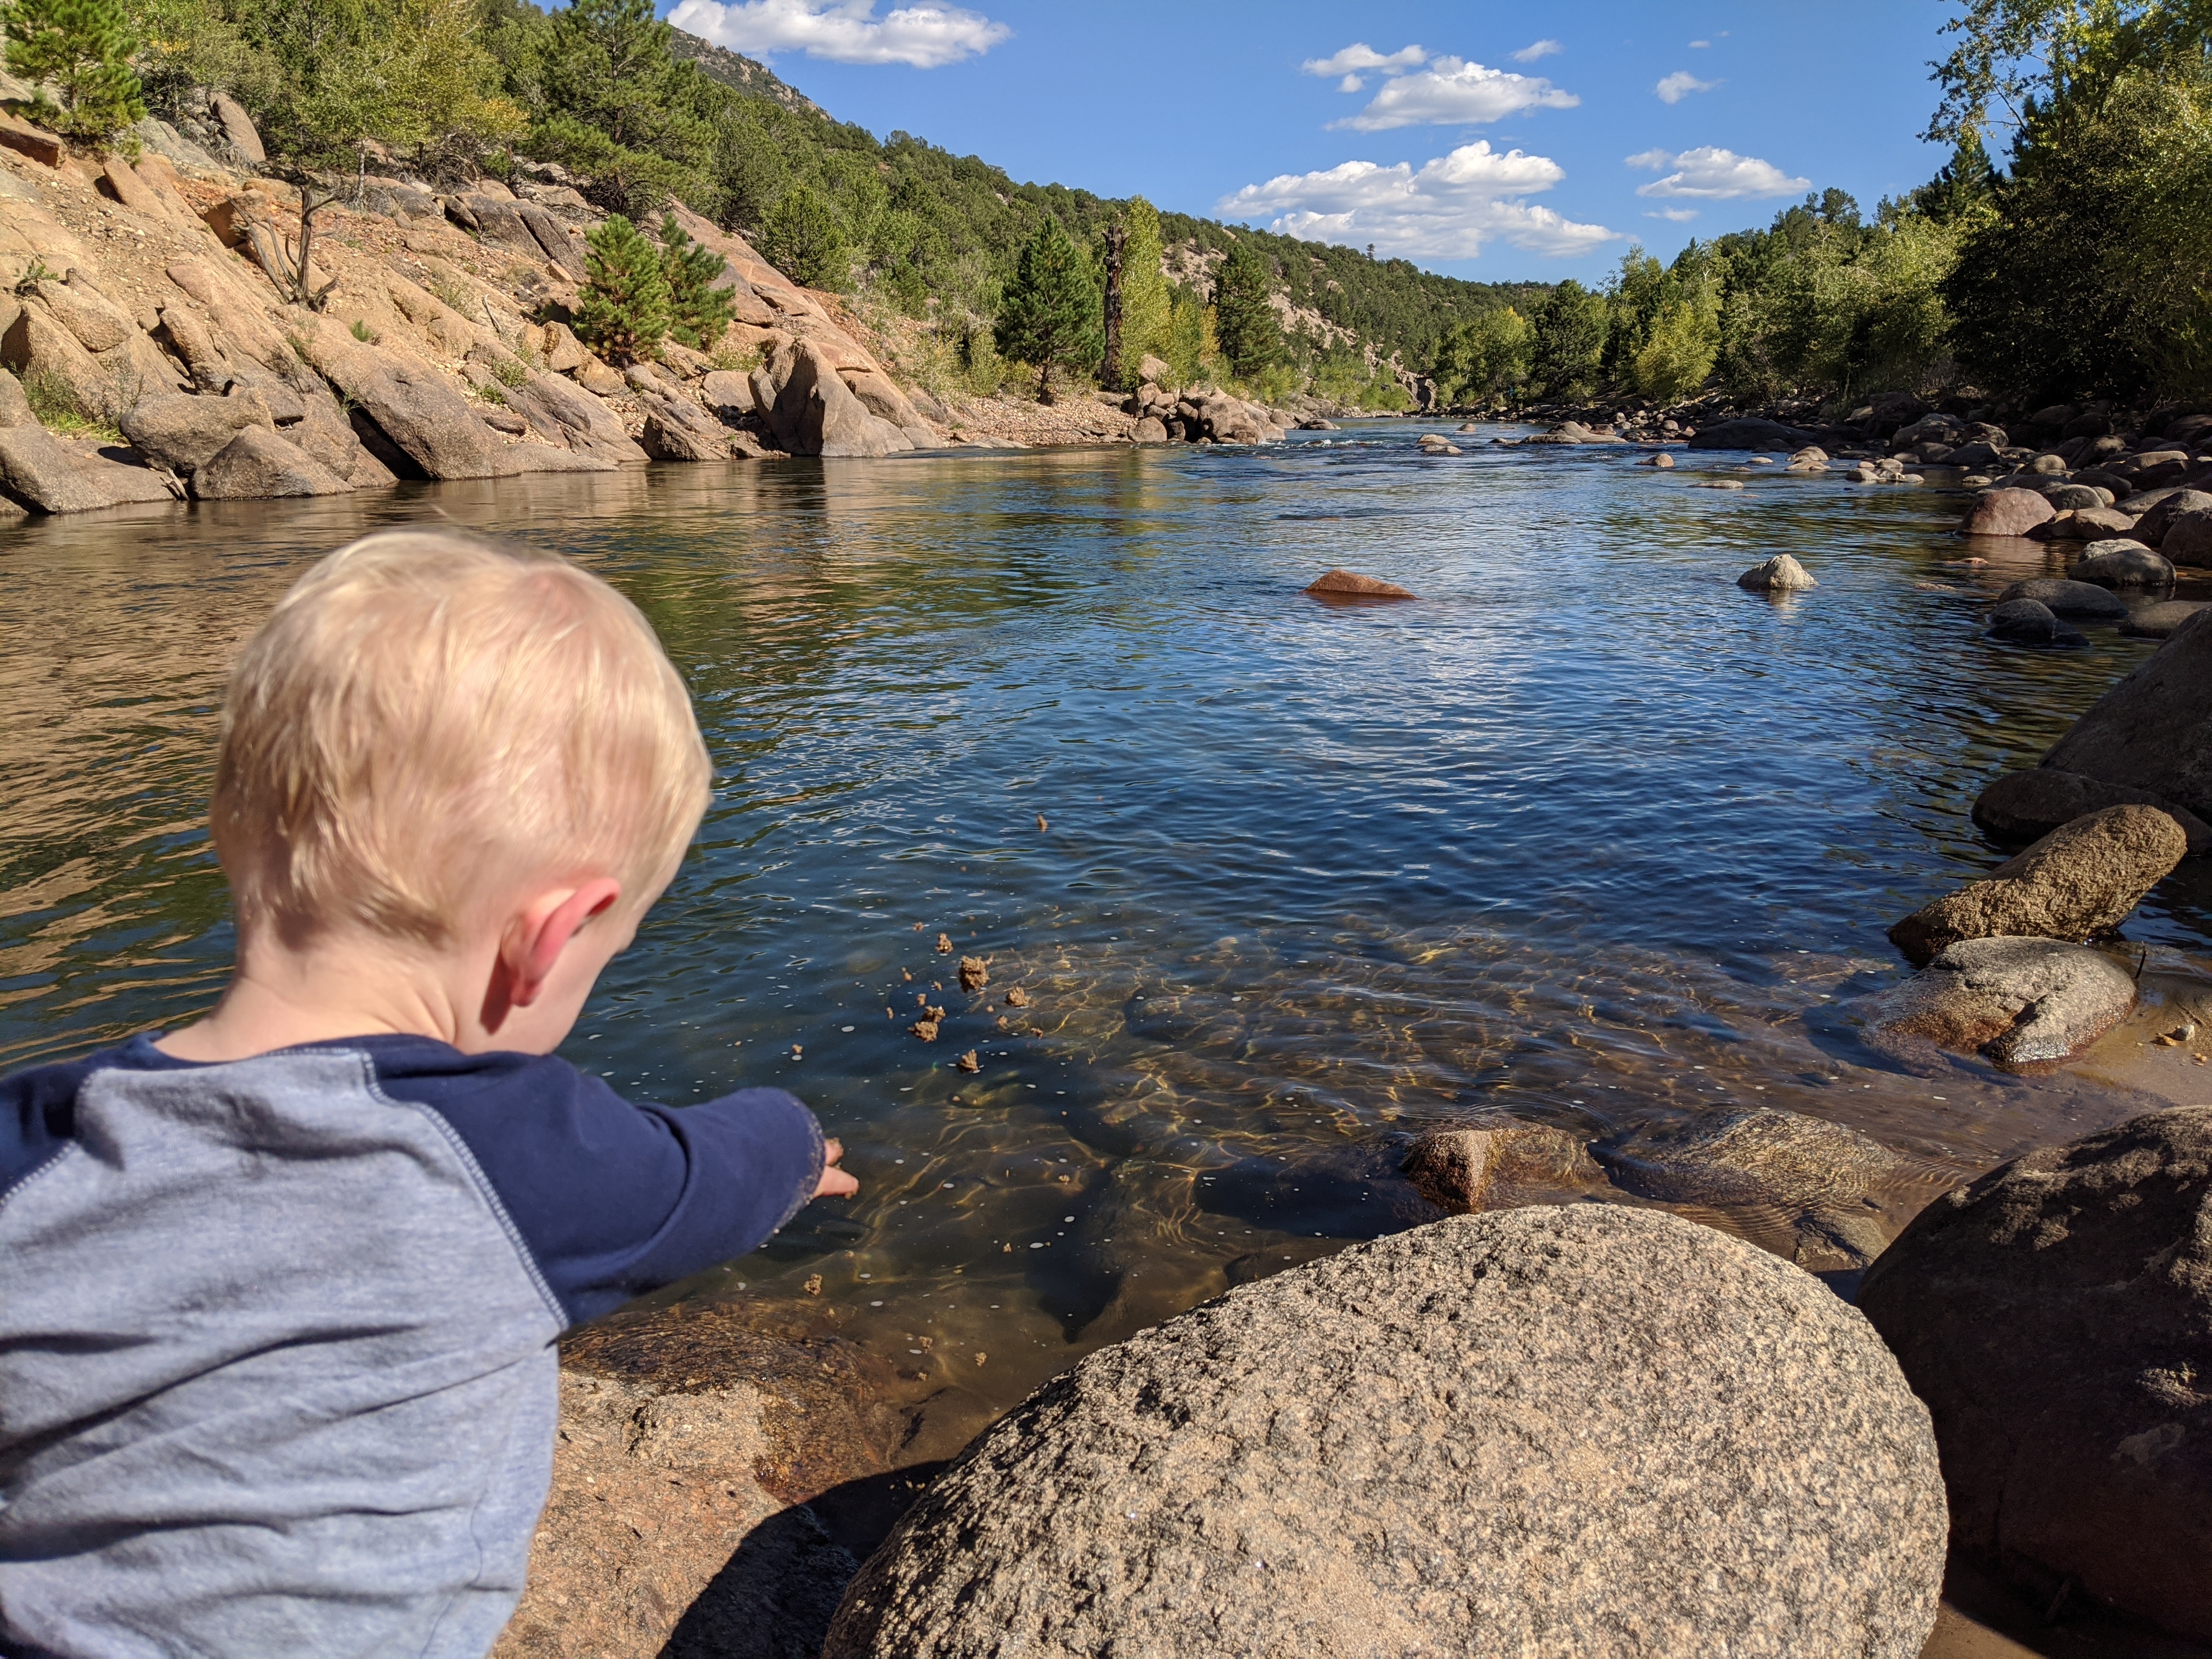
[
  {"xmin": 824, "ymin": 1207, "xmax": 1946, "ymax": 1659},
  {"xmin": 1858, "ymin": 936, "xmax": 2139, "ymax": 1071}
]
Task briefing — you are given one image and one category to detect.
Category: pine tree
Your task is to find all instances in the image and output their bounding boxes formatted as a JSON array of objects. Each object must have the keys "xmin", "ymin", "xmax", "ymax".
[
  {"xmin": 994, "ymin": 215, "xmax": 1098, "ymax": 402},
  {"xmin": 1116, "ymin": 196, "xmax": 1172, "ymax": 381},
  {"xmin": 574, "ymin": 212, "xmax": 670, "ymax": 363},
  {"xmin": 758, "ymin": 183, "xmax": 850, "ymax": 292},
  {"xmin": 1212, "ymin": 237, "xmax": 1279, "ymax": 380},
  {"xmin": 658, "ymin": 212, "xmax": 734, "ymax": 349},
  {"xmin": 0, "ymin": 0, "xmax": 145, "ymax": 144}
]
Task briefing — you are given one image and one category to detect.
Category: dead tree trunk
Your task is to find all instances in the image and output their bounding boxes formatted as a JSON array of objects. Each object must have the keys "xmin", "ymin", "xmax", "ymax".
[{"xmin": 1099, "ymin": 223, "xmax": 1127, "ymax": 391}]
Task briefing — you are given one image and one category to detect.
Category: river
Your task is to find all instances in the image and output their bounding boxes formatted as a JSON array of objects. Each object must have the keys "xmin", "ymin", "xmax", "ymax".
[{"xmin": 5, "ymin": 424, "xmax": 2208, "ymax": 1458}]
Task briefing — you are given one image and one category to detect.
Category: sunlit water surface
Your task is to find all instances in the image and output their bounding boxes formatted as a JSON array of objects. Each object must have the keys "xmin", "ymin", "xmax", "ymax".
[{"xmin": 7, "ymin": 425, "xmax": 2211, "ymax": 1455}]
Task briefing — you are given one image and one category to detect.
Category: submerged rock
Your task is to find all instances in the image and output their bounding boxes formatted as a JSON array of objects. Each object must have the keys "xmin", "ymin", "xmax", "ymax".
[
  {"xmin": 1986, "ymin": 598, "xmax": 2084, "ymax": 646},
  {"xmin": 2123, "ymin": 599, "xmax": 2211, "ymax": 640},
  {"xmin": 1888, "ymin": 804, "xmax": 2188, "ymax": 966},
  {"xmin": 1401, "ymin": 1121, "xmax": 1600, "ymax": 1211},
  {"xmin": 1590, "ymin": 1107, "xmax": 1905, "ymax": 1265},
  {"xmin": 1973, "ymin": 768, "xmax": 2212, "ymax": 853},
  {"xmin": 1737, "ymin": 554, "xmax": 1817, "ymax": 591},
  {"xmin": 825, "ymin": 1207, "xmax": 1946, "ymax": 1659},
  {"xmin": 1859, "ymin": 1107, "xmax": 2212, "ymax": 1644},
  {"xmin": 1858, "ymin": 936, "xmax": 2138, "ymax": 1070},
  {"xmin": 1305, "ymin": 568, "xmax": 1414, "ymax": 600},
  {"xmin": 1992, "ymin": 577, "xmax": 2126, "ymax": 619}
]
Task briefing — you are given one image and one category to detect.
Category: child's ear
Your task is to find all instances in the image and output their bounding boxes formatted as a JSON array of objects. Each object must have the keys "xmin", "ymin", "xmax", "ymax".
[{"xmin": 509, "ymin": 878, "xmax": 624, "ymax": 1007}]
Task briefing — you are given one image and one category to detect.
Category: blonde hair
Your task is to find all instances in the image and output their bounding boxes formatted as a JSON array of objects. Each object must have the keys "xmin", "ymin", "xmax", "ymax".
[{"xmin": 213, "ymin": 530, "xmax": 712, "ymax": 946}]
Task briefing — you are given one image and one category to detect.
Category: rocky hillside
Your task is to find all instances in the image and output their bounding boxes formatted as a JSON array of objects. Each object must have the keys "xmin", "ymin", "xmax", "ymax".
[
  {"xmin": 665, "ymin": 31, "xmax": 823, "ymax": 117},
  {"xmin": 0, "ymin": 97, "xmax": 1288, "ymax": 519}
]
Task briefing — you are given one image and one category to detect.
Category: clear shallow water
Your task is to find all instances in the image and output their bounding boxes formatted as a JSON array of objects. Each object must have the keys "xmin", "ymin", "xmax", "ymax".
[{"xmin": 7, "ymin": 425, "xmax": 2211, "ymax": 1455}]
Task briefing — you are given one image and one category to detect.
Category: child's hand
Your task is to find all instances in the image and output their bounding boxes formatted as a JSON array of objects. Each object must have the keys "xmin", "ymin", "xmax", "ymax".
[{"xmin": 815, "ymin": 1138, "xmax": 859, "ymax": 1198}]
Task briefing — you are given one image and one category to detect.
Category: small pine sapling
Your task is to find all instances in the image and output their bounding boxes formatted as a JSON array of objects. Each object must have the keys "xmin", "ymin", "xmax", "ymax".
[
  {"xmin": 0, "ymin": 0, "xmax": 145, "ymax": 145},
  {"xmin": 574, "ymin": 213, "xmax": 670, "ymax": 364},
  {"xmin": 658, "ymin": 214, "xmax": 735, "ymax": 350}
]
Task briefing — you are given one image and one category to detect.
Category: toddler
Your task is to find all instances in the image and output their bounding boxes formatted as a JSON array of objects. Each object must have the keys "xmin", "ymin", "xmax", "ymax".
[{"xmin": 0, "ymin": 531, "xmax": 854, "ymax": 1657}]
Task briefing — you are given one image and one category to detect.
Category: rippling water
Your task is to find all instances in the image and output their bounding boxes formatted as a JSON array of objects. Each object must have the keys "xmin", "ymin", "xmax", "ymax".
[{"xmin": 7, "ymin": 426, "xmax": 2211, "ymax": 1455}]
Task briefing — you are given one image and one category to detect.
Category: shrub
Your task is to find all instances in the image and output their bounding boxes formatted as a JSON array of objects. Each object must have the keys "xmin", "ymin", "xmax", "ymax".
[
  {"xmin": 574, "ymin": 212, "xmax": 670, "ymax": 363},
  {"xmin": 1632, "ymin": 298, "xmax": 1720, "ymax": 403},
  {"xmin": 0, "ymin": 0, "xmax": 145, "ymax": 145},
  {"xmin": 758, "ymin": 183, "xmax": 850, "ymax": 292}
]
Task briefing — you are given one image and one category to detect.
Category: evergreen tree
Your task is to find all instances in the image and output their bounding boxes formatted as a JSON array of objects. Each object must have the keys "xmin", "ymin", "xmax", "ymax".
[
  {"xmin": 532, "ymin": 0, "xmax": 707, "ymax": 215},
  {"xmin": 2, "ymin": 0, "xmax": 144, "ymax": 143},
  {"xmin": 575, "ymin": 212, "xmax": 670, "ymax": 363},
  {"xmin": 758, "ymin": 183, "xmax": 850, "ymax": 291},
  {"xmin": 1528, "ymin": 279, "xmax": 1607, "ymax": 398},
  {"xmin": 658, "ymin": 212, "xmax": 734, "ymax": 348},
  {"xmin": 1116, "ymin": 196, "xmax": 1172, "ymax": 379},
  {"xmin": 993, "ymin": 214, "xmax": 1098, "ymax": 401},
  {"xmin": 1212, "ymin": 236, "xmax": 1279, "ymax": 379}
]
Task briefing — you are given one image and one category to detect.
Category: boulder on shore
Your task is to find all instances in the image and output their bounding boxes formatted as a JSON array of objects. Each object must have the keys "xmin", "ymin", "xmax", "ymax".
[
  {"xmin": 118, "ymin": 390, "xmax": 275, "ymax": 477},
  {"xmin": 2161, "ymin": 505, "xmax": 2212, "ymax": 567},
  {"xmin": 1888, "ymin": 803, "xmax": 2188, "ymax": 966},
  {"xmin": 1687, "ymin": 416, "xmax": 1819, "ymax": 452},
  {"xmin": 1973, "ymin": 768, "xmax": 2212, "ymax": 853},
  {"xmin": 1960, "ymin": 487, "xmax": 2056, "ymax": 537},
  {"xmin": 1305, "ymin": 568, "xmax": 1414, "ymax": 600},
  {"xmin": 1737, "ymin": 553, "xmax": 1817, "ymax": 591},
  {"xmin": 2069, "ymin": 538, "xmax": 2174, "ymax": 588},
  {"xmin": 824, "ymin": 1207, "xmax": 1946, "ymax": 1659},
  {"xmin": 191, "ymin": 426, "xmax": 353, "ymax": 498},
  {"xmin": 1858, "ymin": 1107, "xmax": 2212, "ymax": 1643},
  {"xmin": 1858, "ymin": 936, "xmax": 2139, "ymax": 1070},
  {"xmin": 2133, "ymin": 489, "xmax": 2212, "ymax": 546},
  {"xmin": 637, "ymin": 390, "xmax": 731, "ymax": 462},
  {"xmin": 0, "ymin": 426, "xmax": 176, "ymax": 512}
]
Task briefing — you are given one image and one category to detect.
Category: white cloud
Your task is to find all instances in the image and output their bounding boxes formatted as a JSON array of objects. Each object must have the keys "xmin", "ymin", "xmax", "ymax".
[
  {"xmin": 1219, "ymin": 140, "xmax": 1615, "ymax": 261},
  {"xmin": 1302, "ymin": 43, "xmax": 1426, "ymax": 77},
  {"xmin": 1333, "ymin": 55, "xmax": 1579, "ymax": 130},
  {"xmin": 1689, "ymin": 38, "xmax": 1710, "ymax": 48},
  {"xmin": 1645, "ymin": 207, "xmax": 1701, "ymax": 222},
  {"xmin": 1628, "ymin": 145, "xmax": 1809, "ymax": 199},
  {"xmin": 1512, "ymin": 39, "xmax": 1562, "ymax": 61},
  {"xmin": 1338, "ymin": 74, "xmax": 1364, "ymax": 92},
  {"xmin": 1655, "ymin": 70, "xmax": 1719, "ymax": 103},
  {"xmin": 667, "ymin": 0, "xmax": 1008, "ymax": 67}
]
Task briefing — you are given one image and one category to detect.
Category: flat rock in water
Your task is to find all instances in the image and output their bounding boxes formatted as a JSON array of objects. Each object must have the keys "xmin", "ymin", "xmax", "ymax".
[
  {"xmin": 1686, "ymin": 416, "xmax": 1818, "ymax": 451},
  {"xmin": 1960, "ymin": 487, "xmax": 2055, "ymax": 537},
  {"xmin": 1888, "ymin": 803, "xmax": 2187, "ymax": 966},
  {"xmin": 1986, "ymin": 598, "xmax": 2083, "ymax": 646},
  {"xmin": 2041, "ymin": 610, "xmax": 2212, "ymax": 823},
  {"xmin": 1993, "ymin": 577, "xmax": 2126, "ymax": 619},
  {"xmin": 1401, "ymin": 1121, "xmax": 1600, "ymax": 1211},
  {"xmin": 1590, "ymin": 1107, "xmax": 1905, "ymax": 1265},
  {"xmin": 2123, "ymin": 598, "xmax": 2211, "ymax": 640},
  {"xmin": 2045, "ymin": 504, "xmax": 2139, "ymax": 540},
  {"xmin": 1305, "ymin": 568, "xmax": 1414, "ymax": 600},
  {"xmin": 823, "ymin": 1207, "xmax": 1946, "ymax": 1659},
  {"xmin": 1737, "ymin": 553, "xmax": 1816, "ymax": 591},
  {"xmin": 1859, "ymin": 1106, "xmax": 2212, "ymax": 1643},
  {"xmin": 1858, "ymin": 935, "xmax": 2138, "ymax": 1070},
  {"xmin": 2070, "ymin": 538, "xmax": 2173, "ymax": 588},
  {"xmin": 1973, "ymin": 767, "xmax": 2212, "ymax": 853}
]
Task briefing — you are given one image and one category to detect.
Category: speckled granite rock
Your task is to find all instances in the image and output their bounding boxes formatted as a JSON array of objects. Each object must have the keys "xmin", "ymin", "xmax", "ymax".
[
  {"xmin": 823, "ymin": 1206, "xmax": 1947, "ymax": 1659},
  {"xmin": 1860, "ymin": 1107, "xmax": 2212, "ymax": 1643},
  {"xmin": 1401, "ymin": 1121, "xmax": 1600, "ymax": 1211},
  {"xmin": 1858, "ymin": 936, "xmax": 2138, "ymax": 1071}
]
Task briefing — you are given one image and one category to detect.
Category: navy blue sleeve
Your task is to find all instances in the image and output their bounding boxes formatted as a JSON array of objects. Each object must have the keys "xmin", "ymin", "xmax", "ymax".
[
  {"xmin": 1, "ymin": 1049, "xmax": 109, "ymax": 1199},
  {"xmin": 365, "ymin": 1040, "xmax": 826, "ymax": 1327}
]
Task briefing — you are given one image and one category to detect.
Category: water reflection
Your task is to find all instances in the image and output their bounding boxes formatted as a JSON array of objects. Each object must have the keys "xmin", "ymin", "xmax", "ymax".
[{"xmin": 5, "ymin": 430, "xmax": 2209, "ymax": 1455}]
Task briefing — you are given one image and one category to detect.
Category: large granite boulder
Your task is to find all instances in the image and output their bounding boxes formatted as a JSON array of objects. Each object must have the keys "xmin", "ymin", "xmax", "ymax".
[
  {"xmin": 768, "ymin": 342, "xmax": 902, "ymax": 458},
  {"xmin": 2038, "ymin": 609, "xmax": 2212, "ymax": 822},
  {"xmin": 119, "ymin": 390, "xmax": 275, "ymax": 476},
  {"xmin": 638, "ymin": 390, "xmax": 731, "ymax": 462},
  {"xmin": 1991, "ymin": 577, "xmax": 2126, "ymax": 619},
  {"xmin": 0, "ymin": 427, "xmax": 176, "ymax": 512},
  {"xmin": 1889, "ymin": 804, "xmax": 2188, "ymax": 966},
  {"xmin": 1859, "ymin": 1107, "xmax": 2212, "ymax": 1642},
  {"xmin": 2070, "ymin": 538, "xmax": 2173, "ymax": 588},
  {"xmin": 1737, "ymin": 553, "xmax": 1818, "ymax": 591},
  {"xmin": 1973, "ymin": 768, "xmax": 2212, "ymax": 853},
  {"xmin": 1960, "ymin": 487, "xmax": 2055, "ymax": 537},
  {"xmin": 1858, "ymin": 936, "xmax": 2138, "ymax": 1070},
  {"xmin": 2132, "ymin": 488, "xmax": 2212, "ymax": 545},
  {"xmin": 1401, "ymin": 1121, "xmax": 1599, "ymax": 1211},
  {"xmin": 824, "ymin": 1207, "xmax": 1946, "ymax": 1659},
  {"xmin": 304, "ymin": 330, "xmax": 583, "ymax": 480},
  {"xmin": 191, "ymin": 426, "xmax": 353, "ymax": 498},
  {"xmin": 2162, "ymin": 506, "xmax": 2212, "ymax": 567}
]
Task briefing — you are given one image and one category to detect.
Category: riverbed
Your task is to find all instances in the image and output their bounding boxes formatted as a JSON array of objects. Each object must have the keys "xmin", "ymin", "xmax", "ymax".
[{"xmin": 5, "ymin": 424, "xmax": 2209, "ymax": 1457}]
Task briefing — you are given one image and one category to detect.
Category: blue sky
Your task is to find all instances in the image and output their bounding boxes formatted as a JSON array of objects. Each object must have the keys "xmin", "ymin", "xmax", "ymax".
[{"xmin": 659, "ymin": 0, "xmax": 1959, "ymax": 286}]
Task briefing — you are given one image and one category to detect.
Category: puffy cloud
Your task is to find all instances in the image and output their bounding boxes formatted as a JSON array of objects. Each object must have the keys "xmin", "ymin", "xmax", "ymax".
[
  {"xmin": 1511, "ymin": 39, "xmax": 1563, "ymax": 61},
  {"xmin": 1219, "ymin": 140, "xmax": 1615, "ymax": 261},
  {"xmin": 667, "ymin": 0, "xmax": 1008, "ymax": 67},
  {"xmin": 1301, "ymin": 43, "xmax": 1427, "ymax": 77},
  {"xmin": 1627, "ymin": 145, "xmax": 1809, "ymax": 199},
  {"xmin": 1654, "ymin": 70, "xmax": 1719, "ymax": 103},
  {"xmin": 1332, "ymin": 55, "xmax": 1579, "ymax": 130}
]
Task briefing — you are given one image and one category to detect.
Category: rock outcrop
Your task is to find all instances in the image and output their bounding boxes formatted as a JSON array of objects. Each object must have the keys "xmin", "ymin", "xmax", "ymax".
[
  {"xmin": 1859, "ymin": 1107, "xmax": 2212, "ymax": 1643},
  {"xmin": 825, "ymin": 1207, "xmax": 1946, "ymax": 1659},
  {"xmin": 1857, "ymin": 936, "xmax": 2138, "ymax": 1070},
  {"xmin": 1888, "ymin": 804, "xmax": 2188, "ymax": 966}
]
